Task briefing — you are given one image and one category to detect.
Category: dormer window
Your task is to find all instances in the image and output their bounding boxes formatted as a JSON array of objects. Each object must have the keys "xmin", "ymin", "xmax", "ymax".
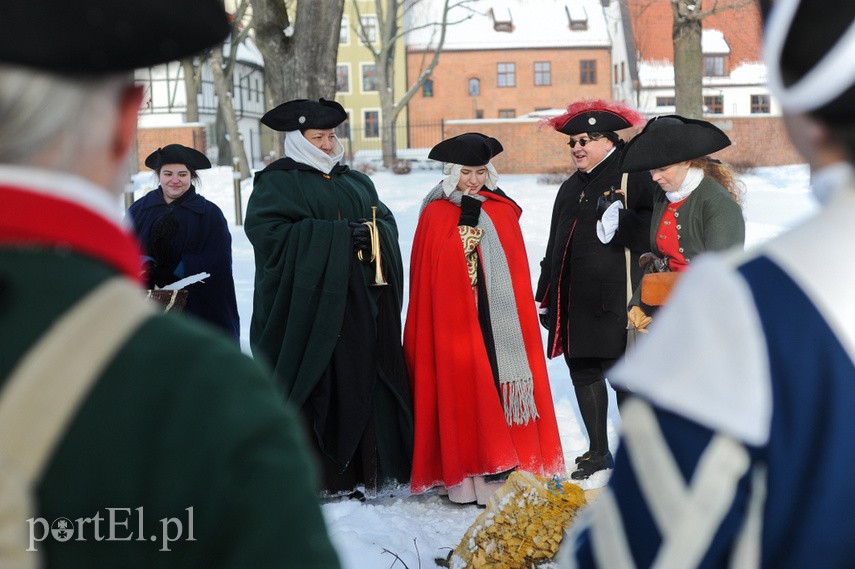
[
  {"xmin": 704, "ymin": 55, "xmax": 728, "ymax": 77},
  {"xmin": 489, "ymin": 7, "xmax": 514, "ymax": 32},
  {"xmin": 566, "ymin": 4, "xmax": 588, "ymax": 31},
  {"xmin": 702, "ymin": 30, "xmax": 730, "ymax": 76}
]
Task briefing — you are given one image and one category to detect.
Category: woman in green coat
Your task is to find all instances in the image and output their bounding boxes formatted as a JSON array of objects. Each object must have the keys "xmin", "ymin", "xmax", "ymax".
[{"xmin": 619, "ymin": 115, "xmax": 746, "ymax": 333}]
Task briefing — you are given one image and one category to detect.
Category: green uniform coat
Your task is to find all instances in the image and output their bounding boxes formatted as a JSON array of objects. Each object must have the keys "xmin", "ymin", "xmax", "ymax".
[
  {"xmin": 649, "ymin": 176, "xmax": 745, "ymax": 263},
  {"xmin": 0, "ymin": 186, "xmax": 340, "ymax": 568},
  {"xmin": 631, "ymin": 176, "xmax": 745, "ymax": 309}
]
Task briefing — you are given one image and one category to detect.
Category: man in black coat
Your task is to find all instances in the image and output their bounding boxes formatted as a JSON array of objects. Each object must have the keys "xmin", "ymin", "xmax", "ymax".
[{"xmin": 535, "ymin": 99, "xmax": 657, "ymax": 479}]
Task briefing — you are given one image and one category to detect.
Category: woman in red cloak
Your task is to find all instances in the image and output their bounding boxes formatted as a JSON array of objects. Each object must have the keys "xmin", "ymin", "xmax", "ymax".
[{"xmin": 404, "ymin": 133, "xmax": 565, "ymax": 505}]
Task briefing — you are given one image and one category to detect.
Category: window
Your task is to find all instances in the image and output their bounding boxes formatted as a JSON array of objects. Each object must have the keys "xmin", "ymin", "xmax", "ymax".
[
  {"xmin": 360, "ymin": 15, "xmax": 377, "ymax": 44},
  {"xmin": 580, "ymin": 60, "xmax": 596, "ymax": 84},
  {"xmin": 497, "ymin": 63, "xmax": 516, "ymax": 87},
  {"xmin": 751, "ymin": 94, "xmax": 770, "ymax": 114},
  {"xmin": 621, "ymin": 62, "xmax": 626, "ymax": 83},
  {"xmin": 336, "ymin": 64, "xmax": 350, "ymax": 93},
  {"xmin": 656, "ymin": 96, "xmax": 675, "ymax": 107},
  {"xmin": 340, "ymin": 16, "xmax": 349, "ymax": 44},
  {"xmin": 335, "ymin": 111, "xmax": 351, "ymax": 140},
  {"xmin": 361, "ymin": 63, "xmax": 377, "ymax": 92},
  {"xmin": 534, "ymin": 62, "xmax": 551, "ymax": 86},
  {"xmin": 422, "ymin": 79, "xmax": 434, "ymax": 98},
  {"xmin": 475, "ymin": 109, "xmax": 484, "ymax": 119},
  {"xmin": 704, "ymin": 55, "xmax": 727, "ymax": 77},
  {"xmin": 363, "ymin": 110, "xmax": 379, "ymax": 138},
  {"xmin": 468, "ymin": 78, "xmax": 481, "ymax": 96},
  {"xmin": 704, "ymin": 95, "xmax": 723, "ymax": 114},
  {"xmin": 498, "ymin": 109, "xmax": 516, "ymax": 118}
]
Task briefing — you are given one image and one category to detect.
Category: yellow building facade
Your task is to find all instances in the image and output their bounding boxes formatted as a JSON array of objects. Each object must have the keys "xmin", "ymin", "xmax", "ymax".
[{"xmin": 335, "ymin": 0, "xmax": 409, "ymax": 160}]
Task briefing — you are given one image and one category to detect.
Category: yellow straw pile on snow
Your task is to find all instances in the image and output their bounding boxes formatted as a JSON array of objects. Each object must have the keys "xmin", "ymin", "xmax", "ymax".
[{"xmin": 449, "ymin": 471, "xmax": 587, "ymax": 568}]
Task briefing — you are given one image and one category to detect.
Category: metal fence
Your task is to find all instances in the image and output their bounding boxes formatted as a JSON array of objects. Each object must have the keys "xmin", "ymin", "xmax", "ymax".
[{"xmin": 337, "ymin": 120, "xmax": 446, "ymax": 162}]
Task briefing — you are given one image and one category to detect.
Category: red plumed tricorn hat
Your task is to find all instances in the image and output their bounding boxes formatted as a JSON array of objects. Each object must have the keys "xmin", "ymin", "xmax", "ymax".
[{"xmin": 543, "ymin": 99, "xmax": 646, "ymax": 135}]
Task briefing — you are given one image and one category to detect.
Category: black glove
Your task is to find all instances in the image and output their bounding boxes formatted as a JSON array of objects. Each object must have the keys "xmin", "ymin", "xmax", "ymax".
[
  {"xmin": 596, "ymin": 187, "xmax": 624, "ymax": 221},
  {"xmin": 147, "ymin": 261, "xmax": 177, "ymax": 288},
  {"xmin": 458, "ymin": 195, "xmax": 482, "ymax": 227},
  {"xmin": 348, "ymin": 220, "xmax": 371, "ymax": 256},
  {"xmin": 539, "ymin": 311, "xmax": 550, "ymax": 330}
]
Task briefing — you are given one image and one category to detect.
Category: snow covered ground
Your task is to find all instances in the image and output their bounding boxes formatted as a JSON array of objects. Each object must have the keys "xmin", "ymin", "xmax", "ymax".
[{"xmin": 131, "ymin": 162, "xmax": 817, "ymax": 568}]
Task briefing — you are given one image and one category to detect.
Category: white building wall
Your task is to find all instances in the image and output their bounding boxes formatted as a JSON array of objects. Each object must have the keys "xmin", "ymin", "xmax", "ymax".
[
  {"xmin": 135, "ymin": 41, "xmax": 266, "ymax": 168},
  {"xmin": 604, "ymin": 0, "xmax": 634, "ymax": 105}
]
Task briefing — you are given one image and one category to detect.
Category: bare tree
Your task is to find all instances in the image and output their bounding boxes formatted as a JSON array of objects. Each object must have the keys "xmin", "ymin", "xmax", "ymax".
[
  {"xmin": 252, "ymin": 0, "xmax": 346, "ymax": 157},
  {"xmin": 205, "ymin": 0, "xmax": 253, "ymax": 179},
  {"xmin": 353, "ymin": 0, "xmax": 475, "ymax": 167},
  {"xmin": 670, "ymin": 0, "xmax": 756, "ymax": 118},
  {"xmin": 180, "ymin": 58, "xmax": 203, "ymax": 123},
  {"xmin": 210, "ymin": 45, "xmax": 252, "ymax": 179}
]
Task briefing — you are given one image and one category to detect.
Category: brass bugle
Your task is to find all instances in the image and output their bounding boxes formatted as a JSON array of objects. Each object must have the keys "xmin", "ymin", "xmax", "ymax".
[{"xmin": 357, "ymin": 206, "xmax": 388, "ymax": 286}]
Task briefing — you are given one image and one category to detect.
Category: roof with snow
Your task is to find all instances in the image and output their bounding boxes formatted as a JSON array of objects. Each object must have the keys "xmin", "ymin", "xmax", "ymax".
[
  {"xmin": 703, "ymin": 29, "xmax": 730, "ymax": 54},
  {"xmin": 406, "ymin": 0, "xmax": 611, "ymax": 51},
  {"xmin": 638, "ymin": 60, "xmax": 767, "ymax": 88},
  {"xmin": 637, "ymin": 29, "xmax": 764, "ymax": 88}
]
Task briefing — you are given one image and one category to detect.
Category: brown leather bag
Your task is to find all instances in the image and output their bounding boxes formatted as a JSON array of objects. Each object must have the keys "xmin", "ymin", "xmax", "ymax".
[{"xmin": 640, "ymin": 271, "xmax": 681, "ymax": 306}]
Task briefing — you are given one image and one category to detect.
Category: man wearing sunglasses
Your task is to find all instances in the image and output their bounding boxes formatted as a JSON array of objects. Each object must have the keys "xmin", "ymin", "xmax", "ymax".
[{"xmin": 535, "ymin": 99, "xmax": 657, "ymax": 480}]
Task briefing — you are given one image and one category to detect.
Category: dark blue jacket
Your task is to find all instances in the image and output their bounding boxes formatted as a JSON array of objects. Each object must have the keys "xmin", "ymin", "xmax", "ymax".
[{"xmin": 128, "ymin": 186, "xmax": 239, "ymax": 340}]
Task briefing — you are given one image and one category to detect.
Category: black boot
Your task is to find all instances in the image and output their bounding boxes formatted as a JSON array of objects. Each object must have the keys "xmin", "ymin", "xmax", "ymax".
[
  {"xmin": 571, "ymin": 451, "xmax": 614, "ymax": 480},
  {"xmin": 573, "ymin": 379, "xmax": 609, "ymax": 467}
]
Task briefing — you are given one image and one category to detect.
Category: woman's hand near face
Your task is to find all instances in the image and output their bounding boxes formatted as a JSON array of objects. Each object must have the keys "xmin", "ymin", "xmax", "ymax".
[{"xmin": 456, "ymin": 166, "xmax": 489, "ymax": 195}]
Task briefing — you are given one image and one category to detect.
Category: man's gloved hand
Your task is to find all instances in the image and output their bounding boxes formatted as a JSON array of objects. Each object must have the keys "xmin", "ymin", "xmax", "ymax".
[
  {"xmin": 627, "ymin": 306, "xmax": 652, "ymax": 333},
  {"xmin": 348, "ymin": 220, "xmax": 371, "ymax": 256},
  {"xmin": 596, "ymin": 187, "xmax": 624, "ymax": 221},
  {"xmin": 538, "ymin": 310, "xmax": 550, "ymax": 330},
  {"xmin": 458, "ymin": 195, "xmax": 482, "ymax": 227}
]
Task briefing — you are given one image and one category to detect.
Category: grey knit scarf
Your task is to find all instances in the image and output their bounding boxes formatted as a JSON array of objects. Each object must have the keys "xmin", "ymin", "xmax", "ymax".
[{"xmin": 420, "ymin": 183, "xmax": 539, "ymax": 425}]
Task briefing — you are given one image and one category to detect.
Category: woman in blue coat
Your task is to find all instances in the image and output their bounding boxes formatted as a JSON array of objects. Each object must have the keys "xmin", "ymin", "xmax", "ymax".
[{"xmin": 128, "ymin": 144, "xmax": 240, "ymax": 340}]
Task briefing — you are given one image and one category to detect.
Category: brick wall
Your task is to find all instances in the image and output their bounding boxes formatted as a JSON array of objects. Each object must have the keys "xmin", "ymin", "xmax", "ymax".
[
  {"xmin": 136, "ymin": 125, "xmax": 208, "ymax": 172},
  {"xmin": 441, "ymin": 115, "xmax": 803, "ymax": 174},
  {"xmin": 442, "ymin": 119, "xmax": 576, "ymax": 174},
  {"xmin": 628, "ymin": 0, "xmax": 762, "ymax": 67},
  {"xmin": 707, "ymin": 116, "xmax": 803, "ymax": 168},
  {"xmin": 406, "ymin": 47, "xmax": 612, "ymax": 124}
]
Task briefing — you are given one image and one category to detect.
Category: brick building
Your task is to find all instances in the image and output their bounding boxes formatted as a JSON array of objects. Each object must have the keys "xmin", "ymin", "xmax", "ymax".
[
  {"xmin": 404, "ymin": 0, "xmax": 618, "ymax": 157},
  {"xmin": 625, "ymin": 0, "xmax": 800, "ymax": 166},
  {"xmin": 407, "ymin": 47, "xmax": 611, "ymax": 123}
]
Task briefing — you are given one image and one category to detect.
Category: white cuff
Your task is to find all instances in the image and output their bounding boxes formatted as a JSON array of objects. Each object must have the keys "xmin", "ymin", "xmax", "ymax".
[{"xmin": 596, "ymin": 201, "xmax": 623, "ymax": 243}]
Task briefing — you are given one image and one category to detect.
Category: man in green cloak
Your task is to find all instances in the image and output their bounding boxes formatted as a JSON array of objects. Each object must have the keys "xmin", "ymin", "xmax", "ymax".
[{"xmin": 246, "ymin": 98, "xmax": 413, "ymax": 496}]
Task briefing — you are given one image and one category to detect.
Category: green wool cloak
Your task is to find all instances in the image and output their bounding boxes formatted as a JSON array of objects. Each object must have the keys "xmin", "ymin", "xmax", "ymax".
[
  {"xmin": 0, "ymin": 251, "xmax": 340, "ymax": 568},
  {"xmin": 245, "ymin": 161, "xmax": 413, "ymax": 488}
]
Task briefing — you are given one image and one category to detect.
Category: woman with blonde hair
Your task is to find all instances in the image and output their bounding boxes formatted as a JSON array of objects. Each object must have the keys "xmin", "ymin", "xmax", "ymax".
[{"xmin": 620, "ymin": 115, "xmax": 746, "ymax": 333}]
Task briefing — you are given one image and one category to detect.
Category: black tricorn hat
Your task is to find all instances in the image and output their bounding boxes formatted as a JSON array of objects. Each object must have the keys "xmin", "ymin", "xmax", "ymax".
[
  {"xmin": 545, "ymin": 99, "xmax": 646, "ymax": 135},
  {"xmin": 145, "ymin": 144, "xmax": 212, "ymax": 172},
  {"xmin": 261, "ymin": 98, "xmax": 348, "ymax": 132},
  {"xmin": 428, "ymin": 133, "xmax": 503, "ymax": 166},
  {"xmin": 2, "ymin": 0, "xmax": 229, "ymax": 74},
  {"xmin": 620, "ymin": 115, "xmax": 731, "ymax": 172},
  {"xmin": 765, "ymin": 0, "xmax": 855, "ymax": 123}
]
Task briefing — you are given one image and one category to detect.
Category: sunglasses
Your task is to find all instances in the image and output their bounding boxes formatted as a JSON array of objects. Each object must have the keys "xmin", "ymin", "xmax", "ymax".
[{"xmin": 567, "ymin": 136, "xmax": 603, "ymax": 148}]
